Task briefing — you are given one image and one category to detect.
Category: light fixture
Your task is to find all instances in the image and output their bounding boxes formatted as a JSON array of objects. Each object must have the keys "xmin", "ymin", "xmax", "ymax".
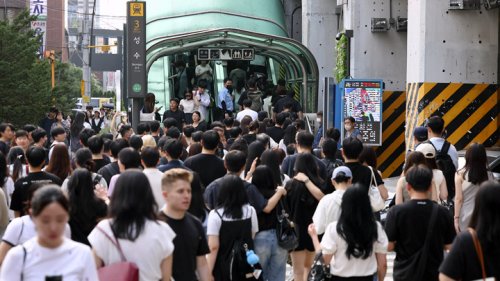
[
  {"xmin": 371, "ymin": 18, "xmax": 388, "ymax": 32},
  {"xmin": 449, "ymin": 0, "xmax": 480, "ymax": 10}
]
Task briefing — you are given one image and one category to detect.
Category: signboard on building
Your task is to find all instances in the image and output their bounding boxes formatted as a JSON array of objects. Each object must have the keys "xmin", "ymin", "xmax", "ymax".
[
  {"xmin": 126, "ymin": 1, "xmax": 146, "ymax": 98},
  {"xmin": 341, "ymin": 79, "xmax": 383, "ymax": 146},
  {"xmin": 198, "ymin": 48, "xmax": 255, "ymax": 61},
  {"xmin": 30, "ymin": 0, "xmax": 47, "ymax": 58}
]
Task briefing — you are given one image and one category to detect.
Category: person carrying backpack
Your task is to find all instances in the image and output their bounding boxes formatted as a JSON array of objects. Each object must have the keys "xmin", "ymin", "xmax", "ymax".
[{"xmin": 425, "ymin": 116, "xmax": 458, "ymax": 201}]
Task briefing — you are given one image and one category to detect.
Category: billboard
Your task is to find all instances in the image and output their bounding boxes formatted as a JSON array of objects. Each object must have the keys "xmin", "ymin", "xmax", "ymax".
[
  {"xmin": 126, "ymin": 1, "xmax": 147, "ymax": 98},
  {"xmin": 341, "ymin": 79, "xmax": 383, "ymax": 146},
  {"xmin": 30, "ymin": 0, "xmax": 47, "ymax": 57}
]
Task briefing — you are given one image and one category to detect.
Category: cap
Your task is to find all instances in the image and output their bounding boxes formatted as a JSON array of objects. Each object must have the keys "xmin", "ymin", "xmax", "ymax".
[
  {"xmin": 415, "ymin": 143, "xmax": 436, "ymax": 158},
  {"xmin": 413, "ymin": 126, "xmax": 428, "ymax": 142},
  {"xmin": 331, "ymin": 166, "xmax": 352, "ymax": 180}
]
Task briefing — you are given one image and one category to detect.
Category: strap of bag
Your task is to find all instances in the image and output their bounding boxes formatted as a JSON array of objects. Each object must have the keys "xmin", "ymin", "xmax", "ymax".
[
  {"xmin": 440, "ymin": 141, "xmax": 451, "ymax": 155},
  {"xmin": 468, "ymin": 228, "xmax": 487, "ymax": 280},
  {"xmin": 17, "ymin": 218, "xmax": 25, "ymax": 245},
  {"xmin": 21, "ymin": 245, "xmax": 27, "ymax": 281},
  {"xmin": 368, "ymin": 166, "xmax": 377, "ymax": 188},
  {"xmin": 96, "ymin": 224, "xmax": 127, "ymax": 262}
]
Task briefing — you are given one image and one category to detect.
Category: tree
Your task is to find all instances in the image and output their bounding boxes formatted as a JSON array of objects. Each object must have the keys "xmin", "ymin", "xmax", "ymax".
[{"xmin": 0, "ymin": 11, "xmax": 91, "ymax": 127}]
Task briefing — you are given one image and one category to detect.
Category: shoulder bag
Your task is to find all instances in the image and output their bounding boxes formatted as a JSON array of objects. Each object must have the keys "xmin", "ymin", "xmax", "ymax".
[
  {"xmin": 368, "ymin": 167, "xmax": 385, "ymax": 212},
  {"xmin": 276, "ymin": 198, "xmax": 299, "ymax": 251},
  {"xmin": 468, "ymin": 228, "xmax": 495, "ymax": 281},
  {"xmin": 96, "ymin": 224, "xmax": 139, "ymax": 281},
  {"xmin": 307, "ymin": 252, "xmax": 332, "ymax": 281},
  {"xmin": 393, "ymin": 203, "xmax": 438, "ymax": 281}
]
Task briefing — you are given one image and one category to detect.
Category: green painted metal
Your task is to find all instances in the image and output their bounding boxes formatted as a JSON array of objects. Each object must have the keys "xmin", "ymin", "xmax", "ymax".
[{"xmin": 143, "ymin": 0, "xmax": 319, "ymax": 113}]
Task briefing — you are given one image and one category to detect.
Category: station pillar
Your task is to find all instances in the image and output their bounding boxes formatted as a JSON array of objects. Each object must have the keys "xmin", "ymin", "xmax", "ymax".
[{"xmin": 406, "ymin": 0, "xmax": 499, "ymax": 150}]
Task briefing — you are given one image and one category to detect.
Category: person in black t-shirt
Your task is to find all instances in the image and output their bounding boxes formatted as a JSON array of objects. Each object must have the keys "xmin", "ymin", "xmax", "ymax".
[
  {"xmin": 341, "ymin": 137, "xmax": 387, "ymax": 199},
  {"xmin": 97, "ymin": 139, "xmax": 129, "ymax": 185},
  {"xmin": 157, "ymin": 168, "xmax": 211, "ymax": 281},
  {"xmin": 87, "ymin": 135, "xmax": 110, "ymax": 173},
  {"xmin": 184, "ymin": 130, "xmax": 226, "ymax": 187},
  {"xmin": 266, "ymin": 112, "xmax": 286, "ymax": 143},
  {"xmin": 10, "ymin": 146, "xmax": 62, "ymax": 217},
  {"xmin": 0, "ymin": 123, "xmax": 15, "ymax": 156},
  {"xmin": 163, "ymin": 98, "xmax": 186, "ymax": 131},
  {"xmin": 386, "ymin": 165, "xmax": 455, "ymax": 281},
  {"xmin": 439, "ymin": 181, "xmax": 500, "ymax": 281}
]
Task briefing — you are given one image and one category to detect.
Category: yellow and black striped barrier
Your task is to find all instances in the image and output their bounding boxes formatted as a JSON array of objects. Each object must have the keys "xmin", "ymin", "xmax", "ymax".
[
  {"xmin": 376, "ymin": 91, "xmax": 406, "ymax": 178},
  {"xmin": 405, "ymin": 82, "xmax": 498, "ymax": 151}
]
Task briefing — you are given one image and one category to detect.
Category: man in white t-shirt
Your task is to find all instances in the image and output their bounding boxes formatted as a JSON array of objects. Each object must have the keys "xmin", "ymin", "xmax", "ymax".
[
  {"xmin": 141, "ymin": 147, "xmax": 164, "ymax": 209},
  {"xmin": 195, "ymin": 60, "xmax": 213, "ymax": 83},
  {"xmin": 236, "ymin": 99, "xmax": 258, "ymax": 122}
]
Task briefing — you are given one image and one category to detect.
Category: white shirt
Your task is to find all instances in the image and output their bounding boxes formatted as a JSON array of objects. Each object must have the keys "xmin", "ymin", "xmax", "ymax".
[
  {"xmin": 321, "ymin": 221, "xmax": 388, "ymax": 277},
  {"xmin": 143, "ymin": 168, "xmax": 165, "ymax": 209},
  {"xmin": 2, "ymin": 177, "xmax": 14, "ymax": 219},
  {"xmin": 88, "ymin": 219, "xmax": 176, "ymax": 281},
  {"xmin": 236, "ymin": 108, "xmax": 258, "ymax": 122},
  {"xmin": 313, "ymin": 190, "xmax": 345, "ymax": 235},
  {"xmin": 180, "ymin": 99, "xmax": 196, "ymax": 114},
  {"xmin": 194, "ymin": 91, "xmax": 211, "ymax": 120},
  {"xmin": 207, "ymin": 204, "xmax": 258, "ymax": 236},
  {"xmin": 195, "ymin": 64, "xmax": 213, "ymax": 80},
  {"xmin": 2, "ymin": 215, "xmax": 71, "ymax": 246},
  {"xmin": 0, "ymin": 237, "xmax": 98, "ymax": 281}
]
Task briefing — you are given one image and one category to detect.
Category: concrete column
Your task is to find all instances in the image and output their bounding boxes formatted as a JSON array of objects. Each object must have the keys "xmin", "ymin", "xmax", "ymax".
[
  {"xmin": 301, "ymin": 0, "xmax": 339, "ymax": 110},
  {"xmin": 283, "ymin": 0, "xmax": 302, "ymax": 41},
  {"xmin": 406, "ymin": 0, "xmax": 499, "ymax": 150}
]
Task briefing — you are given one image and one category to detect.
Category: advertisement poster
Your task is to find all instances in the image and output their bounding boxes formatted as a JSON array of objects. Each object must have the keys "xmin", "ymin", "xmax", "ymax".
[{"xmin": 342, "ymin": 79, "xmax": 383, "ymax": 146}]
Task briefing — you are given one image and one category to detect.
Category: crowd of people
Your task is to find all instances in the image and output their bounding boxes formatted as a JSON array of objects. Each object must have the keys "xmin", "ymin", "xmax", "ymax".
[{"xmin": 0, "ymin": 97, "xmax": 498, "ymax": 281}]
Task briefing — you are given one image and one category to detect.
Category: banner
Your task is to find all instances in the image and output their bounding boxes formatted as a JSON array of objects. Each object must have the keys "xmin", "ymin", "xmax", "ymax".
[
  {"xmin": 30, "ymin": 0, "xmax": 47, "ymax": 57},
  {"xmin": 341, "ymin": 79, "xmax": 383, "ymax": 146}
]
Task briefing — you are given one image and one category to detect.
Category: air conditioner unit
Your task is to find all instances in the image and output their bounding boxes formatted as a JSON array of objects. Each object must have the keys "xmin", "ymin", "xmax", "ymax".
[
  {"xmin": 449, "ymin": 0, "xmax": 481, "ymax": 9},
  {"xmin": 371, "ymin": 18, "xmax": 388, "ymax": 32},
  {"xmin": 484, "ymin": 0, "xmax": 500, "ymax": 9},
  {"xmin": 396, "ymin": 17, "xmax": 407, "ymax": 32}
]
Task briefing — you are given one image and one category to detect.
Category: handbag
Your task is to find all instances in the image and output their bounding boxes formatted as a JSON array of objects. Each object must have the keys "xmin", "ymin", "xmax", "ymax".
[
  {"xmin": 276, "ymin": 198, "xmax": 299, "ymax": 251},
  {"xmin": 468, "ymin": 228, "xmax": 495, "ymax": 281},
  {"xmin": 307, "ymin": 252, "xmax": 332, "ymax": 281},
  {"xmin": 393, "ymin": 204, "xmax": 438, "ymax": 281},
  {"xmin": 96, "ymin": 225, "xmax": 139, "ymax": 281},
  {"xmin": 368, "ymin": 167, "xmax": 385, "ymax": 212}
]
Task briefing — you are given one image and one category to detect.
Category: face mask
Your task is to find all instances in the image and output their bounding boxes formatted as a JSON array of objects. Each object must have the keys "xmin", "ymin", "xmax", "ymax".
[
  {"xmin": 345, "ymin": 125, "xmax": 352, "ymax": 131},
  {"xmin": 316, "ymin": 118, "xmax": 322, "ymax": 123},
  {"xmin": 227, "ymin": 85, "xmax": 233, "ymax": 91}
]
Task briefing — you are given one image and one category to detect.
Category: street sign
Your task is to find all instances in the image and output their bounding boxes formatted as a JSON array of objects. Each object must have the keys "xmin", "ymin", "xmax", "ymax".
[
  {"xmin": 341, "ymin": 79, "xmax": 383, "ymax": 146},
  {"xmin": 198, "ymin": 48, "xmax": 255, "ymax": 61},
  {"xmin": 126, "ymin": 1, "xmax": 146, "ymax": 98}
]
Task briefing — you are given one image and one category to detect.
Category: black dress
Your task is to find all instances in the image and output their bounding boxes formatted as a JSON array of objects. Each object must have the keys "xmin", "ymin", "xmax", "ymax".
[
  {"xmin": 213, "ymin": 209, "xmax": 261, "ymax": 281},
  {"xmin": 285, "ymin": 179, "xmax": 319, "ymax": 252}
]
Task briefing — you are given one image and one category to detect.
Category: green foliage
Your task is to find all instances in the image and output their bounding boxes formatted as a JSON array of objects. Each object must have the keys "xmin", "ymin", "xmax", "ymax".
[
  {"xmin": 0, "ymin": 11, "xmax": 84, "ymax": 127},
  {"xmin": 335, "ymin": 33, "xmax": 348, "ymax": 84}
]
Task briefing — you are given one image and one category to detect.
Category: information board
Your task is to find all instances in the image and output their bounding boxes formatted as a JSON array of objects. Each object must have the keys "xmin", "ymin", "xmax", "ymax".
[
  {"xmin": 126, "ymin": 1, "xmax": 146, "ymax": 98},
  {"xmin": 341, "ymin": 79, "xmax": 383, "ymax": 146},
  {"xmin": 198, "ymin": 48, "xmax": 255, "ymax": 61}
]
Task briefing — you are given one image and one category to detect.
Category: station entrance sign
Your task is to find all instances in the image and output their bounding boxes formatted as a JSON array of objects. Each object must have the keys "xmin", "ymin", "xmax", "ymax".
[
  {"xmin": 126, "ymin": 1, "xmax": 146, "ymax": 98},
  {"xmin": 198, "ymin": 48, "xmax": 255, "ymax": 61},
  {"xmin": 341, "ymin": 79, "xmax": 383, "ymax": 146}
]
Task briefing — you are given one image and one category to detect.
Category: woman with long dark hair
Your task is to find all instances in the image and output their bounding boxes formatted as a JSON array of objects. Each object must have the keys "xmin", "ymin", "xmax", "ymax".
[
  {"xmin": 279, "ymin": 124, "xmax": 297, "ymax": 155},
  {"xmin": 67, "ymin": 168, "xmax": 107, "ymax": 245},
  {"xmin": 252, "ymin": 165, "xmax": 288, "ymax": 281},
  {"xmin": 454, "ymin": 143, "xmax": 492, "ymax": 233},
  {"xmin": 70, "ymin": 111, "xmax": 86, "ymax": 152},
  {"xmin": 244, "ymin": 141, "xmax": 265, "ymax": 178},
  {"xmin": 440, "ymin": 181, "xmax": 500, "ymax": 280},
  {"xmin": 45, "ymin": 144, "xmax": 72, "ymax": 182},
  {"xmin": 286, "ymin": 153, "xmax": 325, "ymax": 281},
  {"xmin": 0, "ymin": 186, "xmax": 94, "ymax": 280},
  {"xmin": 7, "ymin": 147, "xmax": 28, "ymax": 182},
  {"xmin": 0, "ymin": 151, "xmax": 14, "ymax": 219},
  {"xmin": 310, "ymin": 184, "xmax": 388, "ymax": 280},
  {"xmin": 259, "ymin": 149, "xmax": 290, "ymax": 185},
  {"xmin": 61, "ymin": 148, "xmax": 108, "ymax": 193},
  {"xmin": 242, "ymin": 120, "xmax": 260, "ymax": 145},
  {"xmin": 88, "ymin": 170, "xmax": 175, "ymax": 281},
  {"xmin": 207, "ymin": 175, "xmax": 259, "ymax": 281}
]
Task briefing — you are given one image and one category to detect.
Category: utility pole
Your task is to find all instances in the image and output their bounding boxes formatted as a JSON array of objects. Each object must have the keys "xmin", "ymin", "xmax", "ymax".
[{"xmin": 82, "ymin": 0, "xmax": 91, "ymax": 104}]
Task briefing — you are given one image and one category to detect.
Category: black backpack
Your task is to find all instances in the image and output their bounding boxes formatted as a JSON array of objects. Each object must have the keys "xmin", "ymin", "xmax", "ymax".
[
  {"xmin": 428, "ymin": 141, "xmax": 456, "ymax": 200},
  {"xmin": 224, "ymin": 240, "xmax": 254, "ymax": 280}
]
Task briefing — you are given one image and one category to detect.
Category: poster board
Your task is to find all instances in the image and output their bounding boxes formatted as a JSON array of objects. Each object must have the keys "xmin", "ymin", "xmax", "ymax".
[{"xmin": 341, "ymin": 79, "xmax": 383, "ymax": 146}]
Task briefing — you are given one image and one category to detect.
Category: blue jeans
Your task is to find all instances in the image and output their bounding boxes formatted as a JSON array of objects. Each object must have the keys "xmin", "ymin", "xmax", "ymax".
[{"xmin": 254, "ymin": 229, "xmax": 288, "ymax": 281}]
